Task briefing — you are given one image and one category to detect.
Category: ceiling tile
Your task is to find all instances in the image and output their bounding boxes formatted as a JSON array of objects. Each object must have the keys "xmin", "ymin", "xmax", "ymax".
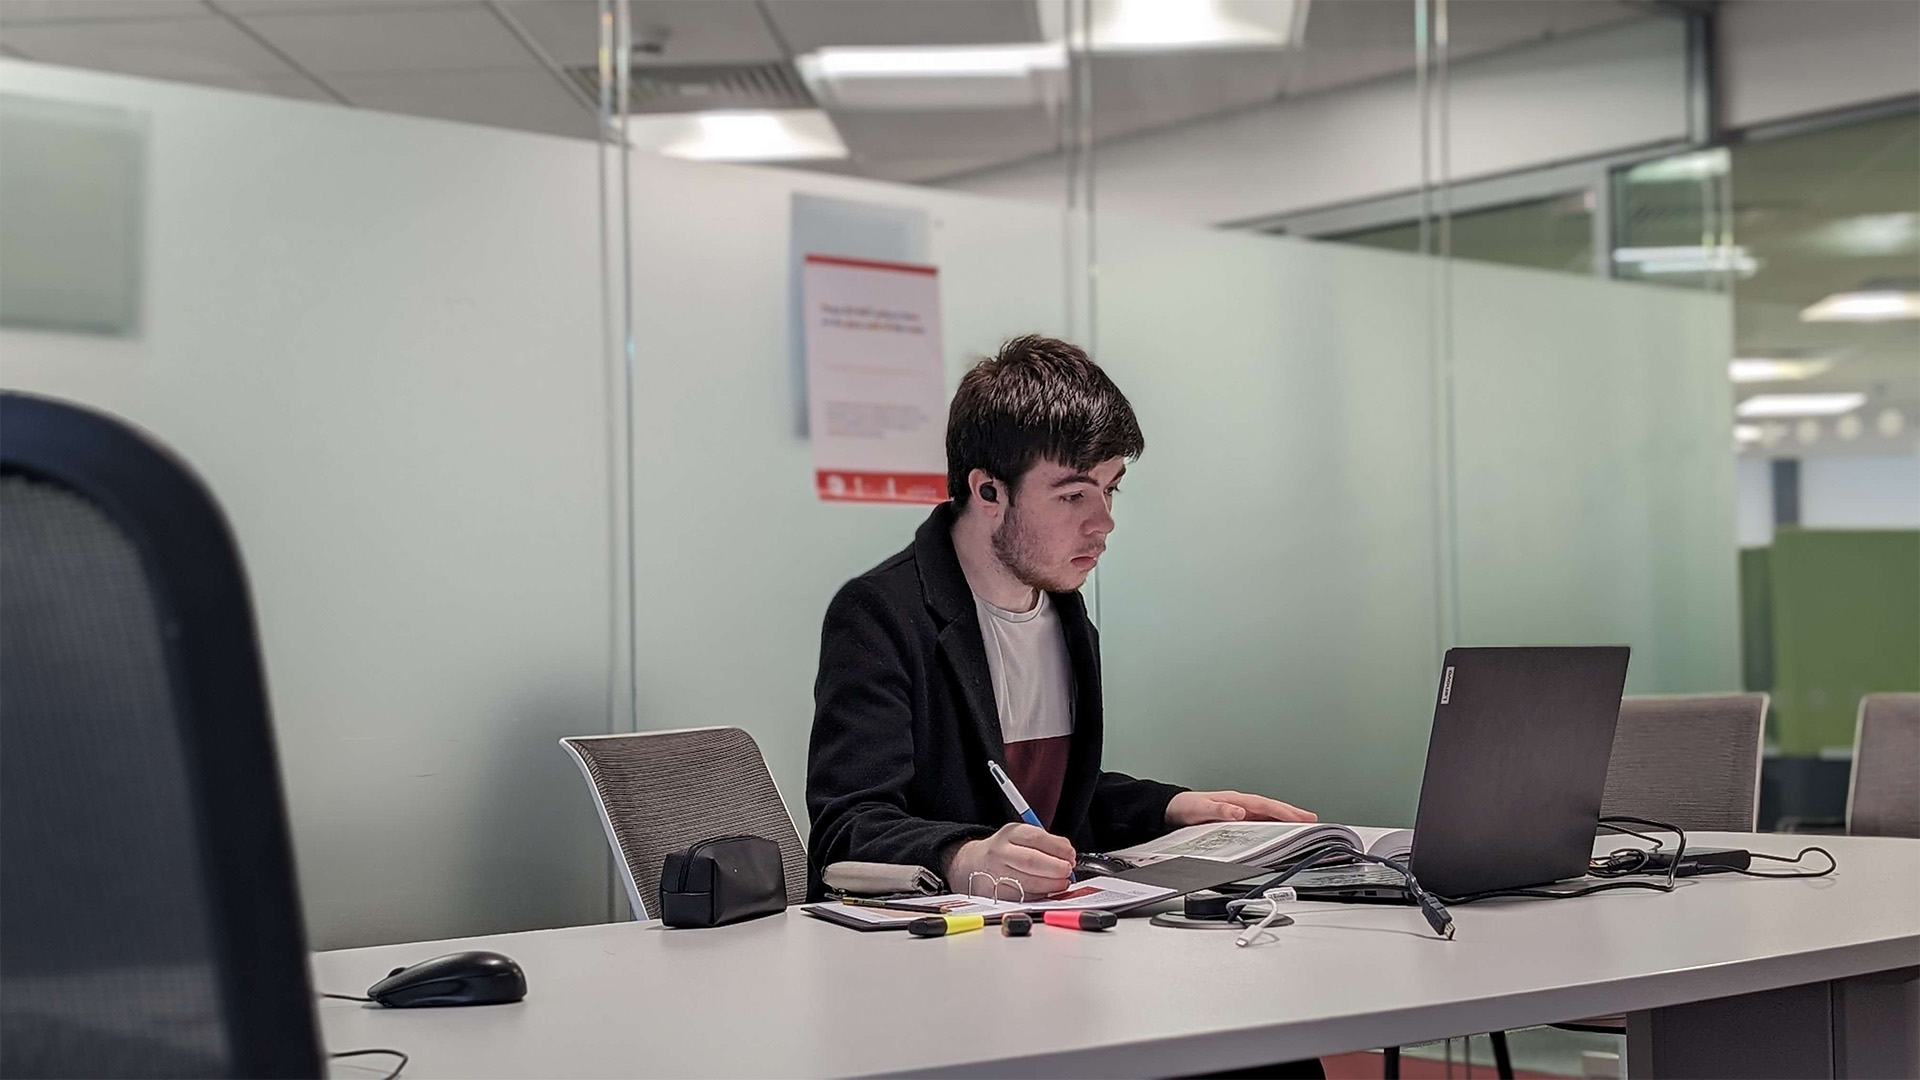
[
  {"xmin": 1089, "ymin": 51, "xmax": 1285, "ymax": 141},
  {"xmin": 238, "ymin": 2, "xmax": 535, "ymax": 74},
  {"xmin": 498, "ymin": 1, "xmax": 785, "ymax": 70},
  {"xmin": 197, "ymin": 70, "xmax": 340, "ymax": 102},
  {"xmin": 831, "ymin": 105, "xmax": 1057, "ymax": 162},
  {"xmin": 0, "ymin": 15, "xmax": 296, "ymax": 79},
  {"xmin": 767, "ymin": 0, "xmax": 1040, "ymax": 53},
  {"xmin": 0, "ymin": 0, "xmax": 206, "ymax": 23},
  {"xmin": 217, "ymin": 0, "xmax": 461, "ymax": 13},
  {"xmin": 326, "ymin": 66, "xmax": 597, "ymax": 138}
]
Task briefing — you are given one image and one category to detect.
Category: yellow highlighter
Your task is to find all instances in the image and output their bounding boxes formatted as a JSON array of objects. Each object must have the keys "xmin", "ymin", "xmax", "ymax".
[{"xmin": 907, "ymin": 913, "xmax": 985, "ymax": 938}]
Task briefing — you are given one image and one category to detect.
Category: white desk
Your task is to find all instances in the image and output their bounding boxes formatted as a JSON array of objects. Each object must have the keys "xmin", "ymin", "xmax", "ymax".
[{"xmin": 314, "ymin": 833, "xmax": 1920, "ymax": 1078}]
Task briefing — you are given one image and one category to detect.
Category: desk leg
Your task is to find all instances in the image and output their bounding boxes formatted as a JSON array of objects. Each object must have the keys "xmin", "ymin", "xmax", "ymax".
[{"xmin": 1626, "ymin": 967, "xmax": 1918, "ymax": 1079}]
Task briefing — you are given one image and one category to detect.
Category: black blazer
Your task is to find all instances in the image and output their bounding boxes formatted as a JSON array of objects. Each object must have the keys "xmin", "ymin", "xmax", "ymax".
[{"xmin": 805, "ymin": 501, "xmax": 1184, "ymax": 898}]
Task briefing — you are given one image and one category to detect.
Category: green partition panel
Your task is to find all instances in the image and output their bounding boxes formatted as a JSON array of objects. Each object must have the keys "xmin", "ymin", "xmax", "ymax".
[{"xmin": 1769, "ymin": 528, "xmax": 1920, "ymax": 754}]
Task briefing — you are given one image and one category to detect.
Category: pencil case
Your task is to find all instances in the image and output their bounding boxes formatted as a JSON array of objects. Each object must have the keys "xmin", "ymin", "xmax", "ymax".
[{"xmin": 659, "ymin": 834, "xmax": 787, "ymax": 928}]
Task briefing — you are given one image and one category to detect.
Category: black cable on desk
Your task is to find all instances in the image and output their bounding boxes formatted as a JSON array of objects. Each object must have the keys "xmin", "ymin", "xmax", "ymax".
[
  {"xmin": 1238, "ymin": 842, "xmax": 1455, "ymax": 939},
  {"xmin": 1732, "ymin": 846, "xmax": 1837, "ymax": 878},
  {"xmin": 329, "ymin": 1048, "xmax": 409, "ymax": 1080},
  {"xmin": 1442, "ymin": 815, "xmax": 1688, "ymax": 904}
]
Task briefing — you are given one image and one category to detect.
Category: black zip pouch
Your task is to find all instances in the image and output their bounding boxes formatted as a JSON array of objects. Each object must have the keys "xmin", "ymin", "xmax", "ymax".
[{"xmin": 658, "ymin": 834, "xmax": 786, "ymax": 928}]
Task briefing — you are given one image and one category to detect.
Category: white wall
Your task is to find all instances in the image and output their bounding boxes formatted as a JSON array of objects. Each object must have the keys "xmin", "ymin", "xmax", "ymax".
[
  {"xmin": 942, "ymin": 18, "xmax": 1689, "ymax": 225},
  {"xmin": 0, "ymin": 61, "xmax": 615, "ymax": 950},
  {"xmin": 1720, "ymin": 0, "xmax": 1920, "ymax": 130},
  {"xmin": 1802, "ymin": 454, "xmax": 1920, "ymax": 530}
]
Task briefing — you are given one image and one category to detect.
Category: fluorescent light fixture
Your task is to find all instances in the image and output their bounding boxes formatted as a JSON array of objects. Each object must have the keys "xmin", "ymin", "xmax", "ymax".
[
  {"xmin": 801, "ymin": 43, "xmax": 1066, "ymax": 79},
  {"xmin": 1733, "ymin": 424, "xmax": 1763, "ymax": 444},
  {"xmin": 1625, "ymin": 149, "xmax": 1728, "ymax": 184},
  {"xmin": 1800, "ymin": 289, "xmax": 1920, "ymax": 322},
  {"xmin": 1735, "ymin": 392, "xmax": 1867, "ymax": 418},
  {"xmin": 621, "ymin": 109, "xmax": 847, "ymax": 162},
  {"xmin": 797, "ymin": 44, "xmax": 1066, "ymax": 110},
  {"xmin": 1804, "ymin": 212, "xmax": 1920, "ymax": 257},
  {"xmin": 1613, "ymin": 245, "xmax": 1757, "ymax": 276},
  {"xmin": 1728, "ymin": 357, "xmax": 1833, "ymax": 383},
  {"xmin": 1036, "ymin": 0, "xmax": 1308, "ymax": 53}
]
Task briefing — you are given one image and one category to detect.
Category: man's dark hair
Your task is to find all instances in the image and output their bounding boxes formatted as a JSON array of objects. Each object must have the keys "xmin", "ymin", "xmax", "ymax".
[{"xmin": 945, "ymin": 334, "xmax": 1145, "ymax": 505}]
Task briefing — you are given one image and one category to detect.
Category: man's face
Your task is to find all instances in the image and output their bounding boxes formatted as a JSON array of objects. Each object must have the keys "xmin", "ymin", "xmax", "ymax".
[{"xmin": 990, "ymin": 456, "xmax": 1125, "ymax": 593}]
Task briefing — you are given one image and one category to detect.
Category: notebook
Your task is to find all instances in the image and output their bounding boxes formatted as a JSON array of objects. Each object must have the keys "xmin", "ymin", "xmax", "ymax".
[{"xmin": 1106, "ymin": 821, "xmax": 1413, "ymax": 870}]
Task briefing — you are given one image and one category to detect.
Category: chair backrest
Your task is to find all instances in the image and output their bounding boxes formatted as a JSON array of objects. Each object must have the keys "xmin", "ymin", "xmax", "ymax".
[
  {"xmin": 1598, "ymin": 693, "xmax": 1767, "ymax": 832},
  {"xmin": 1848, "ymin": 694, "xmax": 1920, "ymax": 838},
  {"xmin": 0, "ymin": 393, "xmax": 320, "ymax": 1079},
  {"xmin": 561, "ymin": 727, "xmax": 807, "ymax": 920}
]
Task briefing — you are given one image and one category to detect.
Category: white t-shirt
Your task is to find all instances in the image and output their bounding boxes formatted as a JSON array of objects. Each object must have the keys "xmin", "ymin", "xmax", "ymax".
[{"xmin": 973, "ymin": 590, "xmax": 1075, "ymax": 744}]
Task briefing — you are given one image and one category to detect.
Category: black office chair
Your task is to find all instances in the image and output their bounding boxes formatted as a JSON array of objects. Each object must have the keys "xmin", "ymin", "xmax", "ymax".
[{"xmin": 0, "ymin": 393, "xmax": 321, "ymax": 1078}]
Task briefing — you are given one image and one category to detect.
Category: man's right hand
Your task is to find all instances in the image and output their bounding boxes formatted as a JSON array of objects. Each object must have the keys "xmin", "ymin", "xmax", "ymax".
[{"xmin": 945, "ymin": 823, "xmax": 1076, "ymax": 898}]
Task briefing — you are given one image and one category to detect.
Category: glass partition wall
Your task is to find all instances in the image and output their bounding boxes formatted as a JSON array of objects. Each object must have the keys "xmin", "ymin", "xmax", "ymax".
[{"xmin": 4, "ymin": 9, "xmax": 1906, "ymax": 1045}]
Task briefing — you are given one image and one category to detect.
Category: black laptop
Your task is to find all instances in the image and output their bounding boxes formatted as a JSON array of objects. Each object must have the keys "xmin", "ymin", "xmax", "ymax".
[{"xmin": 1287, "ymin": 645, "xmax": 1630, "ymax": 902}]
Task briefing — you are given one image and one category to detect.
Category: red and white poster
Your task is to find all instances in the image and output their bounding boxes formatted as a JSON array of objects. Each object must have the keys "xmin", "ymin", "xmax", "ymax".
[{"xmin": 802, "ymin": 254, "xmax": 948, "ymax": 504}]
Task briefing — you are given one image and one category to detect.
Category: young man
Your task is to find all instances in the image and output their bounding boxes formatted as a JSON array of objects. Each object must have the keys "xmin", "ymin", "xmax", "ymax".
[{"xmin": 806, "ymin": 335, "xmax": 1313, "ymax": 899}]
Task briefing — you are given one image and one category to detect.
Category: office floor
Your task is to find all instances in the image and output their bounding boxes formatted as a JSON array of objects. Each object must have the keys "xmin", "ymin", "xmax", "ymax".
[{"xmin": 1324, "ymin": 1028, "xmax": 1623, "ymax": 1078}]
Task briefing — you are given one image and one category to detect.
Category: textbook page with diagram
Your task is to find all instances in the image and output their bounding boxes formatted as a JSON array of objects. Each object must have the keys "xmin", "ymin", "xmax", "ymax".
[{"xmin": 1106, "ymin": 821, "xmax": 1413, "ymax": 869}]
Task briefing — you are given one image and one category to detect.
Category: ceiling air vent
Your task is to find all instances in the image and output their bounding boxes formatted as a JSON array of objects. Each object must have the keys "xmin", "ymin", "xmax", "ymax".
[{"xmin": 564, "ymin": 62, "xmax": 816, "ymax": 114}]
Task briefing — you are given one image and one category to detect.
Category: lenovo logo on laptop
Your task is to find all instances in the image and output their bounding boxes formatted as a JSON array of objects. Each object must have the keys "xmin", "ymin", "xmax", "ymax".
[{"xmin": 1440, "ymin": 665, "xmax": 1455, "ymax": 705}]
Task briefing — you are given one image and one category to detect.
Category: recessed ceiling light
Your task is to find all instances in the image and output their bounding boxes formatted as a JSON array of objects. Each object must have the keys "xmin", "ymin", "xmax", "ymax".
[
  {"xmin": 1836, "ymin": 414, "xmax": 1863, "ymax": 441},
  {"xmin": 1075, "ymin": 0, "xmax": 1310, "ymax": 52},
  {"xmin": 1804, "ymin": 212, "xmax": 1920, "ymax": 257},
  {"xmin": 1795, "ymin": 418, "xmax": 1822, "ymax": 445},
  {"xmin": 1624, "ymin": 149, "xmax": 1728, "ymax": 184},
  {"xmin": 1800, "ymin": 288, "xmax": 1920, "ymax": 322},
  {"xmin": 1613, "ymin": 245, "xmax": 1757, "ymax": 276},
  {"xmin": 1735, "ymin": 393, "xmax": 1867, "ymax": 418},
  {"xmin": 797, "ymin": 44, "xmax": 1066, "ymax": 110},
  {"xmin": 1729, "ymin": 357, "xmax": 1833, "ymax": 383},
  {"xmin": 1733, "ymin": 423, "xmax": 1763, "ymax": 444},
  {"xmin": 621, "ymin": 109, "xmax": 847, "ymax": 162}
]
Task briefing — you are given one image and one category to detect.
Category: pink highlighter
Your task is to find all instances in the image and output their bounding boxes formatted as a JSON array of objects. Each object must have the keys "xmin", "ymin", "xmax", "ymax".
[{"xmin": 1042, "ymin": 910, "xmax": 1117, "ymax": 932}]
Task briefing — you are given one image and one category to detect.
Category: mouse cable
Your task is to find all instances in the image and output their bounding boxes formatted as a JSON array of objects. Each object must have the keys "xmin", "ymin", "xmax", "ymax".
[
  {"xmin": 1731, "ymin": 845, "xmax": 1837, "ymax": 878},
  {"xmin": 320, "ymin": 992, "xmax": 373, "ymax": 1002},
  {"xmin": 1445, "ymin": 815, "xmax": 1687, "ymax": 904},
  {"xmin": 1238, "ymin": 842, "xmax": 1455, "ymax": 939},
  {"xmin": 329, "ymin": 1047, "xmax": 409, "ymax": 1080}
]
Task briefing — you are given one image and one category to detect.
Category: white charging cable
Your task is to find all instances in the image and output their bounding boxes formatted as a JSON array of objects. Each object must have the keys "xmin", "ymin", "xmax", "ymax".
[{"xmin": 1228, "ymin": 887, "xmax": 1298, "ymax": 947}]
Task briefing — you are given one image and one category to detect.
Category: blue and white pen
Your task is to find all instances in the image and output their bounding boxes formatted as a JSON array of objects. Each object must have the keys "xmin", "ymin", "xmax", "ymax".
[{"xmin": 986, "ymin": 760, "xmax": 1044, "ymax": 828}]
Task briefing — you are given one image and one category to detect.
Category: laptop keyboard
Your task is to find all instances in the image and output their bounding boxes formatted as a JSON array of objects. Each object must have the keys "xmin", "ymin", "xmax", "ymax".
[{"xmin": 1288, "ymin": 865, "xmax": 1406, "ymax": 889}]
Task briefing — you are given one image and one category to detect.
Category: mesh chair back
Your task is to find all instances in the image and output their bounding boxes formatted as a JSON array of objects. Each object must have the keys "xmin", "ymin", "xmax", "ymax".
[
  {"xmin": 562, "ymin": 728, "xmax": 807, "ymax": 920},
  {"xmin": 1849, "ymin": 694, "xmax": 1920, "ymax": 838},
  {"xmin": 1598, "ymin": 694, "xmax": 1767, "ymax": 832},
  {"xmin": 0, "ymin": 394, "xmax": 319, "ymax": 1078}
]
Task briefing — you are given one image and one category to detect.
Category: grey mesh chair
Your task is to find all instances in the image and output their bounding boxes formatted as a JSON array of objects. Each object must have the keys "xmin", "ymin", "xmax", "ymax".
[
  {"xmin": 1848, "ymin": 694, "xmax": 1920, "ymax": 838},
  {"xmin": 561, "ymin": 727, "xmax": 808, "ymax": 920},
  {"xmin": 0, "ymin": 394, "xmax": 321, "ymax": 1078},
  {"xmin": 1599, "ymin": 693, "xmax": 1768, "ymax": 831}
]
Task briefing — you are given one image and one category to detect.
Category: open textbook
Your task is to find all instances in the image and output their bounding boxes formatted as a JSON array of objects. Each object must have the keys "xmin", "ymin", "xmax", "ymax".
[
  {"xmin": 803, "ymin": 875, "xmax": 1176, "ymax": 932},
  {"xmin": 1107, "ymin": 821, "xmax": 1413, "ymax": 869}
]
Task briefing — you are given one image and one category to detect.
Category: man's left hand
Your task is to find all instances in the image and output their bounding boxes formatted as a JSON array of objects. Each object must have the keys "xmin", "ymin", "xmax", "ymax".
[{"xmin": 1166, "ymin": 790, "xmax": 1316, "ymax": 826}]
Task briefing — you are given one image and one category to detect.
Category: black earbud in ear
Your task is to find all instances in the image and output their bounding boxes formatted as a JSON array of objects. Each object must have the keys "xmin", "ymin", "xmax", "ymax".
[{"xmin": 980, "ymin": 483, "xmax": 997, "ymax": 503}]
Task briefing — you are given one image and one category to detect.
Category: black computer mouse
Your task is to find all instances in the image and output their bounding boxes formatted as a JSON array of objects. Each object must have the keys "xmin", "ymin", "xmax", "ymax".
[
  {"xmin": 366, "ymin": 950, "xmax": 526, "ymax": 1007},
  {"xmin": 1075, "ymin": 853, "xmax": 1129, "ymax": 878}
]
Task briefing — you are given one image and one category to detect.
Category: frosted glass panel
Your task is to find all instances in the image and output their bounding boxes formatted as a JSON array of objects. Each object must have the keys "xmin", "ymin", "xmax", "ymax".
[
  {"xmin": 1449, "ymin": 268, "xmax": 1740, "ymax": 693},
  {"xmin": 1091, "ymin": 218, "xmax": 1738, "ymax": 828},
  {"xmin": 0, "ymin": 62, "xmax": 613, "ymax": 950},
  {"xmin": 627, "ymin": 159, "xmax": 1070, "ymax": 826},
  {"xmin": 1092, "ymin": 221, "xmax": 1443, "ymax": 828}
]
